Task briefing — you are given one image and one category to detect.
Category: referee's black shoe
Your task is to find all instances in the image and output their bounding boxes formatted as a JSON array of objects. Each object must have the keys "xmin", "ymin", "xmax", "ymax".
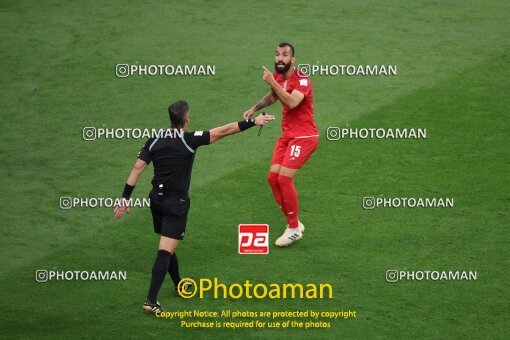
[
  {"xmin": 143, "ymin": 299, "xmax": 164, "ymax": 314},
  {"xmin": 175, "ymin": 279, "xmax": 195, "ymax": 297}
]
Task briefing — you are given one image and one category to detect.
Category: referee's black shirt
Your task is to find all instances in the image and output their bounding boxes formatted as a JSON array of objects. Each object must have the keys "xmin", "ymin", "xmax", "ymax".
[{"xmin": 137, "ymin": 129, "xmax": 210, "ymax": 192}]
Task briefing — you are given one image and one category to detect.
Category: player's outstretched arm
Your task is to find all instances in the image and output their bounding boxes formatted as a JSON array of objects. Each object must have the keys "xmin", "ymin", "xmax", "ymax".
[
  {"xmin": 114, "ymin": 159, "xmax": 148, "ymax": 219},
  {"xmin": 243, "ymin": 91, "xmax": 277, "ymax": 119},
  {"xmin": 210, "ymin": 113, "xmax": 275, "ymax": 144}
]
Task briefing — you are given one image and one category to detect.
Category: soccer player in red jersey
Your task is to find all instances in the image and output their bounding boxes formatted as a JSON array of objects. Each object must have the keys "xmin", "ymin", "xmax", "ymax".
[{"xmin": 243, "ymin": 42, "xmax": 319, "ymax": 247}]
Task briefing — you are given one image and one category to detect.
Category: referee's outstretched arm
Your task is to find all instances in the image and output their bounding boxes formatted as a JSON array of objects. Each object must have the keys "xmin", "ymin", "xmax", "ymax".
[
  {"xmin": 209, "ymin": 113, "xmax": 274, "ymax": 143},
  {"xmin": 114, "ymin": 113, "xmax": 274, "ymax": 220}
]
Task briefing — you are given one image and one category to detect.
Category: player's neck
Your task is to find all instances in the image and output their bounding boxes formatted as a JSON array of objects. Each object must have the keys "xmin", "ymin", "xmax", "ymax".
[{"xmin": 282, "ymin": 66, "xmax": 294, "ymax": 79}]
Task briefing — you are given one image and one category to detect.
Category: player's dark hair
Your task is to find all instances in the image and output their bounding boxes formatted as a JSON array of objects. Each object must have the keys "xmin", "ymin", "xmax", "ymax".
[
  {"xmin": 168, "ymin": 100, "xmax": 189, "ymax": 128},
  {"xmin": 278, "ymin": 42, "xmax": 295, "ymax": 56}
]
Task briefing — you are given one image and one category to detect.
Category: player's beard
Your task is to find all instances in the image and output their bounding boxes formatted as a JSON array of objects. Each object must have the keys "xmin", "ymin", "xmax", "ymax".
[{"xmin": 275, "ymin": 60, "xmax": 292, "ymax": 74}]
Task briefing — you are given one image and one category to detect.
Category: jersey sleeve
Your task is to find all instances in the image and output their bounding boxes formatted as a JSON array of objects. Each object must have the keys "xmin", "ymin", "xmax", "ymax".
[
  {"xmin": 137, "ymin": 138, "xmax": 153, "ymax": 164},
  {"xmin": 184, "ymin": 131, "xmax": 210, "ymax": 150},
  {"xmin": 292, "ymin": 77, "xmax": 312, "ymax": 97}
]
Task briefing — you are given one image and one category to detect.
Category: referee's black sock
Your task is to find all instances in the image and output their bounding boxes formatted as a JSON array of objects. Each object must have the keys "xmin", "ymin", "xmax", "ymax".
[
  {"xmin": 147, "ymin": 250, "xmax": 173, "ymax": 304},
  {"xmin": 168, "ymin": 252, "xmax": 181, "ymax": 287}
]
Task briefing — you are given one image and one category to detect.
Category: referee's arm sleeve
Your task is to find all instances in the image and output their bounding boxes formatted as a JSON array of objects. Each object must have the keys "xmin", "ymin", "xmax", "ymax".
[
  {"xmin": 137, "ymin": 139, "xmax": 153, "ymax": 164},
  {"xmin": 185, "ymin": 131, "xmax": 211, "ymax": 149}
]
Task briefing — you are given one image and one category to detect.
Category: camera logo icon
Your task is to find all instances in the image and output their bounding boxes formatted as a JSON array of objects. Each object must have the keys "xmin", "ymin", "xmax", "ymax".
[
  {"xmin": 115, "ymin": 64, "xmax": 130, "ymax": 78},
  {"xmin": 60, "ymin": 197, "xmax": 73, "ymax": 210},
  {"xmin": 362, "ymin": 197, "xmax": 376, "ymax": 210},
  {"xmin": 36, "ymin": 270, "xmax": 48, "ymax": 282},
  {"xmin": 386, "ymin": 270, "xmax": 399, "ymax": 283},
  {"xmin": 82, "ymin": 127, "xmax": 97, "ymax": 141},
  {"xmin": 326, "ymin": 127, "xmax": 341, "ymax": 140},
  {"xmin": 297, "ymin": 64, "xmax": 311, "ymax": 77}
]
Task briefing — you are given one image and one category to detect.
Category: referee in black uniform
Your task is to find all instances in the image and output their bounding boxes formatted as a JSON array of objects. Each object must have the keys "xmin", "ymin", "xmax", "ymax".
[{"xmin": 114, "ymin": 100, "xmax": 274, "ymax": 313}]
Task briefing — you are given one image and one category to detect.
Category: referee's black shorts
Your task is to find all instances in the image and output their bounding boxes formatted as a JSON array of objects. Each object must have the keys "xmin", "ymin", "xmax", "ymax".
[{"xmin": 149, "ymin": 189, "xmax": 190, "ymax": 240}]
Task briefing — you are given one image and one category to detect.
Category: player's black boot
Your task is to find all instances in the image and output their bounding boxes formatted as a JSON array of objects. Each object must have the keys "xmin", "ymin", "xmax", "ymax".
[{"xmin": 143, "ymin": 299, "xmax": 164, "ymax": 314}]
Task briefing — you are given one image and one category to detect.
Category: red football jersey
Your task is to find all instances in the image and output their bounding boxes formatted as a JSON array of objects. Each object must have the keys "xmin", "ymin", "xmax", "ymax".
[{"xmin": 273, "ymin": 68, "xmax": 318, "ymax": 138}]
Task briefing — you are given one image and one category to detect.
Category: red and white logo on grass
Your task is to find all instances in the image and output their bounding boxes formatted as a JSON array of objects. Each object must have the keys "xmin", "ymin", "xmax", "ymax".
[{"xmin": 238, "ymin": 224, "xmax": 269, "ymax": 254}]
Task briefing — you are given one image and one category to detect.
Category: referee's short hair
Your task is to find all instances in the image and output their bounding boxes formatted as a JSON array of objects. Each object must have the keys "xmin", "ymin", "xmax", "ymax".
[{"xmin": 168, "ymin": 100, "xmax": 189, "ymax": 128}]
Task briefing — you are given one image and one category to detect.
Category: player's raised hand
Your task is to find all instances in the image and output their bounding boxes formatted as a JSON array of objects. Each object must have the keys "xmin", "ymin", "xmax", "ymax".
[
  {"xmin": 243, "ymin": 108, "xmax": 255, "ymax": 120},
  {"xmin": 114, "ymin": 198, "xmax": 131, "ymax": 220},
  {"xmin": 254, "ymin": 112, "xmax": 275, "ymax": 126},
  {"xmin": 262, "ymin": 66, "xmax": 276, "ymax": 86}
]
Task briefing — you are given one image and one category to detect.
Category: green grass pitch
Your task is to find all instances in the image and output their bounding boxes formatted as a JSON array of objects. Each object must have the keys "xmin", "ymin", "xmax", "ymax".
[{"xmin": 0, "ymin": 0, "xmax": 508, "ymax": 338}]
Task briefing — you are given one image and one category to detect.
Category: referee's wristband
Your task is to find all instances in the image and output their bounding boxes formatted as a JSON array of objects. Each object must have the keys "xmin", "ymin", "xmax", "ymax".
[
  {"xmin": 238, "ymin": 118, "xmax": 256, "ymax": 131},
  {"xmin": 122, "ymin": 183, "xmax": 135, "ymax": 199}
]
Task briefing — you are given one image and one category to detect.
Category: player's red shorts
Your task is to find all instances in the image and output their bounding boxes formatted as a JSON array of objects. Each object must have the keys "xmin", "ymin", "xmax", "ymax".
[{"xmin": 270, "ymin": 136, "xmax": 319, "ymax": 169}]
